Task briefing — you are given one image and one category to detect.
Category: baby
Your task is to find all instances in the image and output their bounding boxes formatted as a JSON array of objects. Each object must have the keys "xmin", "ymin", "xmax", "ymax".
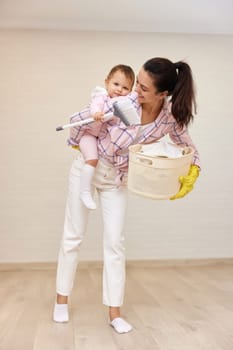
[{"xmin": 79, "ymin": 64, "xmax": 135, "ymax": 209}]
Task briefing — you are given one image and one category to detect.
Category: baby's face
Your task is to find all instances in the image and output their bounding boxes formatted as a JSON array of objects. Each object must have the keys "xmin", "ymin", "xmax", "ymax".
[{"xmin": 105, "ymin": 71, "xmax": 133, "ymax": 98}]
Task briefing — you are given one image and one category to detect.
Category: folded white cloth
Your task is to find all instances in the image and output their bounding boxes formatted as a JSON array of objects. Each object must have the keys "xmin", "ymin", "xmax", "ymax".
[{"xmin": 140, "ymin": 140, "xmax": 184, "ymax": 158}]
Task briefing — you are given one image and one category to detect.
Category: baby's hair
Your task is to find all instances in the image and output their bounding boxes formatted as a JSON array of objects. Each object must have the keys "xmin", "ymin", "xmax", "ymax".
[{"xmin": 107, "ymin": 64, "xmax": 135, "ymax": 87}]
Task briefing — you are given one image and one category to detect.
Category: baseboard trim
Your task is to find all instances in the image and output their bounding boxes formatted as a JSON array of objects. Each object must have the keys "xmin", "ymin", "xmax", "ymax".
[
  {"xmin": 126, "ymin": 257, "xmax": 233, "ymax": 268},
  {"xmin": 0, "ymin": 257, "xmax": 233, "ymax": 271}
]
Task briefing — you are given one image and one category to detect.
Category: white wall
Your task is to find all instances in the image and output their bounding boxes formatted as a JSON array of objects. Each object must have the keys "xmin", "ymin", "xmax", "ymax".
[{"xmin": 0, "ymin": 29, "xmax": 233, "ymax": 262}]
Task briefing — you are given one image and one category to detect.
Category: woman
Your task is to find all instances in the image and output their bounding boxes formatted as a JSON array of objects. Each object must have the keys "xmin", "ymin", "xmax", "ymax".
[{"xmin": 53, "ymin": 57, "xmax": 200, "ymax": 333}]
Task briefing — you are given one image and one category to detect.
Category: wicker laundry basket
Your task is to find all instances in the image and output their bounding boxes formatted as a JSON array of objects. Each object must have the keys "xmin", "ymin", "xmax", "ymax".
[{"xmin": 128, "ymin": 143, "xmax": 194, "ymax": 200}]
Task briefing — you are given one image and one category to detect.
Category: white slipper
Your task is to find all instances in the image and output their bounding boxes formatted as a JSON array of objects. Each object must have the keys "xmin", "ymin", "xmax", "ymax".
[
  {"xmin": 110, "ymin": 317, "xmax": 133, "ymax": 334},
  {"xmin": 53, "ymin": 303, "xmax": 69, "ymax": 323}
]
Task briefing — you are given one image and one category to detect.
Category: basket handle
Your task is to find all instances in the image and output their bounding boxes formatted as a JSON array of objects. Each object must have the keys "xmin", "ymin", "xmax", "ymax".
[{"xmin": 136, "ymin": 156, "xmax": 153, "ymax": 165}]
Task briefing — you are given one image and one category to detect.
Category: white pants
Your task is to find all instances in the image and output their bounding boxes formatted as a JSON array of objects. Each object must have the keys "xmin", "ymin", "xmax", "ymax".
[{"xmin": 56, "ymin": 152, "xmax": 128, "ymax": 306}]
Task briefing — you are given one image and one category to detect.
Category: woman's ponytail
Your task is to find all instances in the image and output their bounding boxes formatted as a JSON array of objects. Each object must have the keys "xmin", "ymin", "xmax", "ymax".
[
  {"xmin": 171, "ymin": 61, "xmax": 196, "ymax": 128},
  {"xmin": 143, "ymin": 58, "xmax": 196, "ymax": 128}
]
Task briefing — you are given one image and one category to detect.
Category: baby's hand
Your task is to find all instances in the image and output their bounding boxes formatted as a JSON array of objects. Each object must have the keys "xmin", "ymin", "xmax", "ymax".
[{"xmin": 93, "ymin": 112, "xmax": 104, "ymax": 121}]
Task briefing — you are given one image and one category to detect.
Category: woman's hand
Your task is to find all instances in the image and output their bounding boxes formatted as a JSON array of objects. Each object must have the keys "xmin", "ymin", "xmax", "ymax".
[{"xmin": 170, "ymin": 164, "xmax": 200, "ymax": 200}]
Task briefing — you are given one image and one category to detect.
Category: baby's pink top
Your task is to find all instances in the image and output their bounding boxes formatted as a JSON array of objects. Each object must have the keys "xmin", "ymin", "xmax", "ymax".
[{"xmin": 90, "ymin": 87, "xmax": 108, "ymax": 115}]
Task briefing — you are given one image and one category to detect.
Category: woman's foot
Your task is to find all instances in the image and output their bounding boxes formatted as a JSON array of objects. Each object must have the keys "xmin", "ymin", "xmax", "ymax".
[
  {"xmin": 53, "ymin": 294, "xmax": 69, "ymax": 323},
  {"xmin": 109, "ymin": 306, "xmax": 132, "ymax": 334},
  {"xmin": 110, "ymin": 317, "xmax": 133, "ymax": 333},
  {"xmin": 53, "ymin": 303, "xmax": 69, "ymax": 323}
]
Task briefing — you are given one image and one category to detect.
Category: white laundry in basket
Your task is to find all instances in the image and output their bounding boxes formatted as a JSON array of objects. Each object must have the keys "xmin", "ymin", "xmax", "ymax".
[{"xmin": 140, "ymin": 140, "xmax": 184, "ymax": 158}]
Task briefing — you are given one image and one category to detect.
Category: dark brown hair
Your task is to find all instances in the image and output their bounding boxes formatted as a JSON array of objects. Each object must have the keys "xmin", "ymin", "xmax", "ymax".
[
  {"xmin": 107, "ymin": 64, "xmax": 135, "ymax": 88},
  {"xmin": 143, "ymin": 57, "xmax": 196, "ymax": 128}
]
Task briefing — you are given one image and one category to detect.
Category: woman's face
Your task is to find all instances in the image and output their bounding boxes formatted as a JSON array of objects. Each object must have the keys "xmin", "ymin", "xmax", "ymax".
[{"xmin": 135, "ymin": 68, "xmax": 166, "ymax": 105}]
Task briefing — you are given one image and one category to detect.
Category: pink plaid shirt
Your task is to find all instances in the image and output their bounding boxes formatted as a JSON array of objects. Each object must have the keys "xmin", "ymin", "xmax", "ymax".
[{"xmin": 68, "ymin": 92, "xmax": 200, "ymax": 179}]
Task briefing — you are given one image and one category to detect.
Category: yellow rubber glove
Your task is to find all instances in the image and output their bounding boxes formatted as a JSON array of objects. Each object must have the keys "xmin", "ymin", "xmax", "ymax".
[{"xmin": 170, "ymin": 164, "xmax": 200, "ymax": 200}]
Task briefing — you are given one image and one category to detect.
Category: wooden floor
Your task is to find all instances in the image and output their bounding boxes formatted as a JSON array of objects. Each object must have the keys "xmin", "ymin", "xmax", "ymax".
[{"xmin": 1, "ymin": 262, "xmax": 233, "ymax": 350}]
